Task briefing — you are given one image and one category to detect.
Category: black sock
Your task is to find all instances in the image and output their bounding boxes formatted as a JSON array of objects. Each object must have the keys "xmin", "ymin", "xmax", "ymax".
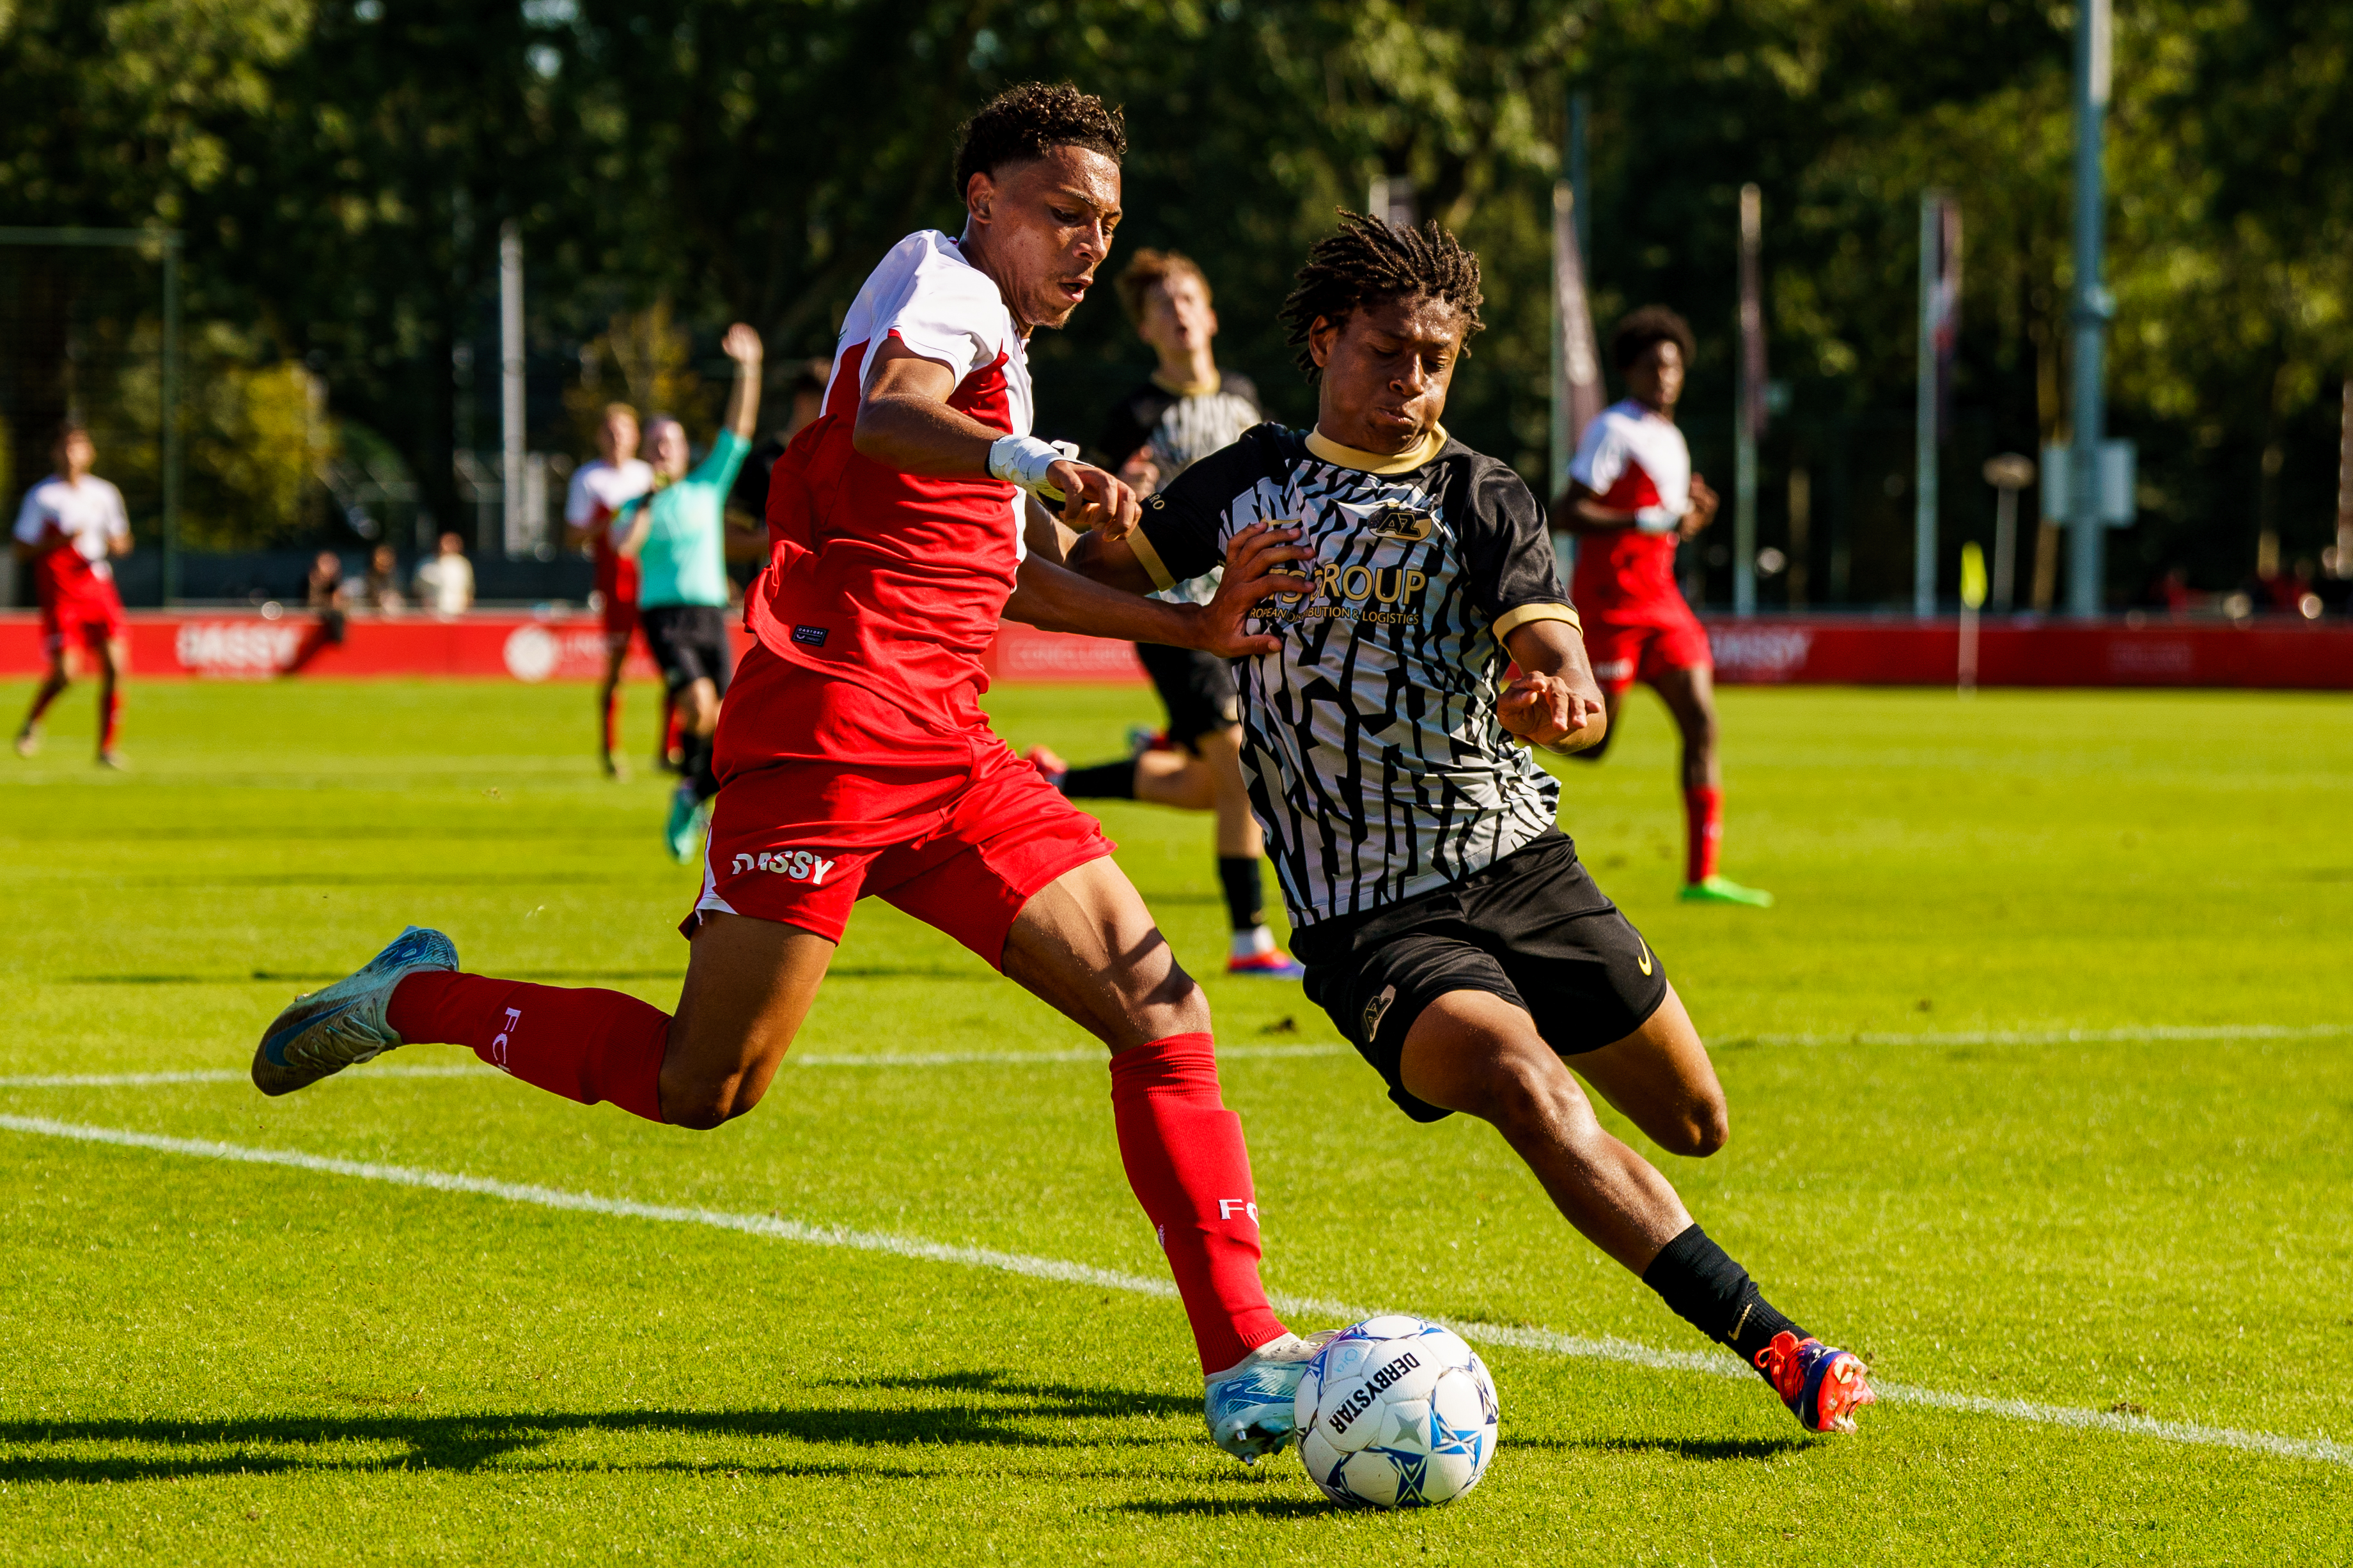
[
  {"xmin": 1058, "ymin": 759, "xmax": 1136, "ymax": 800},
  {"xmin": 687, "ymin": 733, "xmax": 719, "ymax": 804},
  {"xmin": 1217, "ymin": 855, "xmax": 1264, "ymax": 932},
  {"xmin": 1641, "ymin": 1223, "xmax": 1804, "ymax": 1376}
]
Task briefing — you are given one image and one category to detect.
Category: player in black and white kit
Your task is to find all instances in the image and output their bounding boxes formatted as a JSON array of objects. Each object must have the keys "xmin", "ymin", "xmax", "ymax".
[
  {"xmin": 1026, "ymin": 249, "xmax": 1301, "ymax": 977},
  {"xmin": 1058, "ymin": 213, "xmax": 1876, "ymax": 1436}
]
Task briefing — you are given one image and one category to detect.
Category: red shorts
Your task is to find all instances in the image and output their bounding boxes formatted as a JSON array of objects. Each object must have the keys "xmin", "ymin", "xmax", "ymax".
[
  {"xmin": 1581, "ymin": 601, "xmax": 1712, "ymax": 694},
  {"xmin": 686, "ymin": 642, "xmax": 1116, "ymax": 965},
  {"xmin": 40, "ymin": 584, "xmax": 127, "ymax": 655},
  {"xmin": 602, "ymin": 594, "xmax": 641, "ymax": 648}
]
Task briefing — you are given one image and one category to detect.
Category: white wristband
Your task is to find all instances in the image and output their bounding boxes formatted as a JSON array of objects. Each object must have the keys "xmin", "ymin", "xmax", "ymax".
[
  {"xmin": 1633, "ymin": 504, "xmax": 1684, "ymax": 534},
  {"xmin": 989, "ymin": 436, "xmax": 1081, "ymax": 499}
]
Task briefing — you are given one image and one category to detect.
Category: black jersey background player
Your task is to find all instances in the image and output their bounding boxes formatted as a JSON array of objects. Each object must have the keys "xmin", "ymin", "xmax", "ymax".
[
  {"xmin": 1027, "ymin": 249, "xmax": 1301, "ymax": 977},
  {"xmin": 1057, "ymin": 213, "xmax": 1876, "ymax": 1434}
]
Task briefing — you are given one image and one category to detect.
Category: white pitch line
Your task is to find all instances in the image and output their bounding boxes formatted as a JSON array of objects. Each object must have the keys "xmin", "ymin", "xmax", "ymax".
[
  {"xmin": 1, "ymin": 1112, "xmax": 2344, "ymax": 1471},
  {"xmin": 1753, "ymin": 1023, "xmax": 2353, "ymax": 1048},
  {"xmin": 0, "ymin": 1044, "xmax": 1352, "ymax": 1092}
]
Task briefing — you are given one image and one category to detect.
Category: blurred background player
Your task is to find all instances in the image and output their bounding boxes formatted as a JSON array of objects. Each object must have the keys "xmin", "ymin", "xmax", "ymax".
[
  {"xmin": 1025, "ymin": 249, "xmax": 1299, "ymax": 978},
  {"xmin": 564, "ymin": 403, "xmax": 658, "ymax": 777},
  {"xmin": 12, "ymin": 422, "xmax": 131, "ymax": 767},
  {"xmin": 615, "ymin": 323, "xmax": 762, "ymax": 862},
  {"xmin": 1552, "ymin": 307, "xmax": 1771, "ymax": 908}
]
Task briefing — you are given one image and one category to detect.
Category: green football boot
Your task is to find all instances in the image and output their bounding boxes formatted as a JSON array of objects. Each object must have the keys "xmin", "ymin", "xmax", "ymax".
[{"xmin": 1680, "ymin": 875, "xmax": 1775, "ymax": 908}]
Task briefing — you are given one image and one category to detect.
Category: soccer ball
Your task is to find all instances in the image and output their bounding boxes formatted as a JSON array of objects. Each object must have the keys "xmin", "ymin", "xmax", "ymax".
[{"xmin": 1294, "ymin": 1315, "xmax": 1499, "ymax": 1509}]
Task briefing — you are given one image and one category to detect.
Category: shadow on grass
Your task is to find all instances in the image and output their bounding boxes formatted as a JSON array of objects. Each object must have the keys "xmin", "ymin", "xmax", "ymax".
[
  {"xmin": 0, "ymin": 1372, "xmax": 1200, "ymax": 1486},
  {"xmin": 1567, "ymin": 1434, "xmax": 1812, "ymax": 1463},
  {"xmin": 1114, "ymin": 1497, "xmax": 1335, "ymax": 1519}
]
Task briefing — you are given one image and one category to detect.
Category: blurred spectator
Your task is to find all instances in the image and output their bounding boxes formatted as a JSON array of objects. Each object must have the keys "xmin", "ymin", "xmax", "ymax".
[
  {"xmin": 286, "ymin": 550, "xmax": 350, "ymax": 674},
  {"xmin": 2148, "ymin": 566, "xmax": 2206, "ymax": 617},
  {"xmin": 413, "ymin": 532, "xmax": 474, "ymax": 619},
  {"xmin": 364, "ymin": 544, "xmax": 406, "ymax": 614}
]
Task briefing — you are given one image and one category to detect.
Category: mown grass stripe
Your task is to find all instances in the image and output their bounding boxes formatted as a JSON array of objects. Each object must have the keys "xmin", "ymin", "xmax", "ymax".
[
  {"xmin": 1755, "ymin": 1023, "xmax": 2352, "ymax": 1047},
  {"xmin": 4, "ymin": 1111, "xmax": 2345, "ymax": 1471}
]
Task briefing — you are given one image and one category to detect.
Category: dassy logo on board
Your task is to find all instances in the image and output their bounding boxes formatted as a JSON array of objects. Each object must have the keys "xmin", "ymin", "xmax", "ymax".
[{"xmin": 731, "ymin": 849, "xmax": 838, "ymax": 883}]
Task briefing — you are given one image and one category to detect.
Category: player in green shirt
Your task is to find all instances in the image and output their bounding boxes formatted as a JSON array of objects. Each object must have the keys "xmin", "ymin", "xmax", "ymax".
[{"xmin": 617, "ymin": 322, "xmax": 763, "ymax": 860}]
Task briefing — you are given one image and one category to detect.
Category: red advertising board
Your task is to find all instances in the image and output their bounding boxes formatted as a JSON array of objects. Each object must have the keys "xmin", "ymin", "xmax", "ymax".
[{"xmin": 3, "ymin": 610, "xmax": 2347, "ymax": 689}]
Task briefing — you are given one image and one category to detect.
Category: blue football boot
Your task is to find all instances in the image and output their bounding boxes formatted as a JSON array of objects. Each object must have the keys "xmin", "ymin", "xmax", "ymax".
[{"xmin": 251, "ymin": 926, "xmax": 458, "ymax": 1097}]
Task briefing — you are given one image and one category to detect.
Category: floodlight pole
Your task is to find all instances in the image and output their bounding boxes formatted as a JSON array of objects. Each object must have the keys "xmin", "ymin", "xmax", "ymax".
[
  {"xmin": 1735, "ymin": 183, "xmax": 1762, "ymax": 617},
  {"xmin": 160, "ymin": 233, "xmax": 182, "ymax": 603},
  {"xmin": 499, "ymin": 220, "xmax": 526, "ymax": 559},
  {"xmin": 1914, "ymin": 192, "xmax": 1939, "ymax": 619},
  {"xmin": 2068, "ymin": 0, "xmax": 2115, "ymax": 617}
]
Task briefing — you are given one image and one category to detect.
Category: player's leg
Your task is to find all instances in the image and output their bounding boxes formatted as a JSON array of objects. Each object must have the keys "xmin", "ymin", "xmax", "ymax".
[
  {"xmin": 597, "ymin": 632, "xmax": 629, "ymax": 779},
  {"xmin": 1564, "ymin": 984, "xmax": 1729, "ymax": 1158},
  {"xmin": 1191, "ymin": 726, "xmax": 1300, "ymax": 977},
  {"xmin": 15, "ymin": 640, "xmax": 70, "ymax": 756},
  {"xmin": 93, "ymin": 632, "xmax": 127, "ymax": 767},
  {"xmin": 1397, "ymin": 991, "xmax": 1872, "ymax": 1432},
  {"xmin": 1650, "ymin": 659, "xmax": 1771, "ymax": 906},
  {"xmin": 875, "ymin": 757, "xmax": 1309, "ymax": 1457}
]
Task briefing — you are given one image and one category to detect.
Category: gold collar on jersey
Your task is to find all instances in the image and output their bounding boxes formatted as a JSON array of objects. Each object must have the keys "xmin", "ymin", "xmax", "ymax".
[{"xmin": 1305, "ymin": 424, "xmax": 1450, "ymax": 475}]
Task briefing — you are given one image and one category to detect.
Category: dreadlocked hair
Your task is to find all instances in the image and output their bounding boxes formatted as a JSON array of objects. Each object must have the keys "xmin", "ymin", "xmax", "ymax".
[
  {"xmin": 952, "ymin": 82, "xmax": 1127, "ymax": 201},
  {"xmin": 1278, "ymin": 210, "xmax": 1485, "ymax": 381}
]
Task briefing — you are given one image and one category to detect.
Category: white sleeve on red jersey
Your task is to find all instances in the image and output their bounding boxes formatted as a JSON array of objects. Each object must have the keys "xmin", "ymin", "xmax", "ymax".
[
  {"xmin": 861, "ymin": 236, "xmax": 1008, "ymax": 391},
  {"xmin": 10, "ymin": 485, "xmax": 45, "ymax": 545},
  {"xmin": 564, "ymin": 460, "xmax": 604, "ymax": 527},
  {"xmin": 1568, "ymin": 410, "xmax": 1631, "ymax": 494}
]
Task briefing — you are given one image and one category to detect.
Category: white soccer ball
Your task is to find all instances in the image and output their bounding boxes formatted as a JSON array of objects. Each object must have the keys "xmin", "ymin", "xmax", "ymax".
[{"xmin": 1294, "ymin": 1315, "xmax": 1499, "ymax": 1509}]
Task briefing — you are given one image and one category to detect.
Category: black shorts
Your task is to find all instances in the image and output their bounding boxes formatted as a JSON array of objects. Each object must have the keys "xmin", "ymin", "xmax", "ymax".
[
  {"xmin": 1290, "ymin": 829, "xmax": 1669, "ymax": 1122},
  {"xmin": 639, "ymin": 605, "xmax": 735, "ymax": 698},
  {"xmin": 1134, "ymin": 641, "xmax": 1239, "ymax": 752}
]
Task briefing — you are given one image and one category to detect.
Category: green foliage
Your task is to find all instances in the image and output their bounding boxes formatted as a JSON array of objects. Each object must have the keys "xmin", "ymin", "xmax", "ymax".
[{"xmin": 0, "ymin": 1, "xmax": 2346, "ymax": 585}]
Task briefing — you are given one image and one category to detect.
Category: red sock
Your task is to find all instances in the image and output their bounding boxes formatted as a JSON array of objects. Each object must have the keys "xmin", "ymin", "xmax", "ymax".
[
  {"xmin": 387, "ymin": 971, "xmax": 668, "ymax": 1123},
  {"xmin": 1684, "ymin": 784, "xmax": 1723, "ymax": 885},
  {"xmin": 602, "ymin": 687, "xmax": 622, "ymax": 754},
  {"xmin": 98, "ymin": 688, "xmax": 121, "ymax": 752},
  {"xmin": 1109, "ymin": 1034, "xmax": 1288, "ymax": 1374}
]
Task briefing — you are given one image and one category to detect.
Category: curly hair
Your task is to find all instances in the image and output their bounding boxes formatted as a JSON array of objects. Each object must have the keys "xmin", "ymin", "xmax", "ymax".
[
  {"xmin": 1114, "ymin": 248, "xmax": 1210, "ymax": 327},
  {"xmin": 1610, "ymin": 306, "xmax": 1696, "ymax": 373},
  {"xmin": 1278, "ymin": 211, "xmax": 1485, "ymax": 381},
  {"xmin": 952, "ymin": 82, "xmax": 1127, "ymax": 201}
]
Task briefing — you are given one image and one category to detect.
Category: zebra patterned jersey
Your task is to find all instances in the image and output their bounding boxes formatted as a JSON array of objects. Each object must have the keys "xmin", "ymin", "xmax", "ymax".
[
  {"xmin": 1130, "ymin": 423, "xmax": 1583, "ymax": 926},
  {"xmin": 1095, "ymin": 371, "xmax": 1262, "ymax": 607}
]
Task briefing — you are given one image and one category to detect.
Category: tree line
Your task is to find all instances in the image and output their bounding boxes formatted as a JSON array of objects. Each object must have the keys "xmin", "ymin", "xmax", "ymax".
[{"xmin": 1, "ymin": 0, "xmax": 2345, "ymax": 605}]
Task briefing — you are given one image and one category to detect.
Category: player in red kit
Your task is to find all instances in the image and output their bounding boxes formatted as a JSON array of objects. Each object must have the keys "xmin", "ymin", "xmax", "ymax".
[
  {"xmin": 1553, "ymin": 309, "xmax": 1771, "ymax": 907},
  {"xmin": 564, "ymin": 403, "xmax": 662, "ymax": 778},
  {"xmin": 251, "ymin": 84, "xmax": 1330, "ymax": 1463},
  {"xmin": 13, "ymin": 423, "xmax": 132, "ymax": 768}
]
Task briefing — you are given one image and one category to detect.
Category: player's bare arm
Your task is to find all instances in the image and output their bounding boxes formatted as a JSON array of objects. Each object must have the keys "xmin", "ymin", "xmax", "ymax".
[
  {"xmin": 614, "ymin": 326, "xmax": 762, "ymax": 560},
  {"xmin": 855, "ymin": 344, "xmax": 1139, "ymax": 536},
  {"xmin": 1680, "ymin": 472, "xmax": 1720, "ymax": 536},
  {"xmin": 1498, "ymin": 618, "xmax": 1607, "ymax": 755},
  {"xmin": 1011, "ymin": 521, "xmax": 1308, "ymax": 657}
]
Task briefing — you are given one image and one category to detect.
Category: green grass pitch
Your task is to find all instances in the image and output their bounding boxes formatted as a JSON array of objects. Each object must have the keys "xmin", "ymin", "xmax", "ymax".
[{"xmin": 1, "ymin": 675, "xmax": 2347, "ymax": 1564}]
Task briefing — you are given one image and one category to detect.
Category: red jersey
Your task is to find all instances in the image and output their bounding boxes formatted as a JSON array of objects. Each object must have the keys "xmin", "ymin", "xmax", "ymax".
[
  {"xmin": 751, "ymin": 230, "xmax": 1033, "ymax": 700},
  {"xmin": 1568, "ymin": 400, "xmax": 1692, "ymax": 617}
]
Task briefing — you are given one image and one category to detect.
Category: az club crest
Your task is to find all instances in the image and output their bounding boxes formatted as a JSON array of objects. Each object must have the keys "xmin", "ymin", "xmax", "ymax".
[{"xmin": 1367, "ymin": 504, "xmax": 1434, "ymax": 542}]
